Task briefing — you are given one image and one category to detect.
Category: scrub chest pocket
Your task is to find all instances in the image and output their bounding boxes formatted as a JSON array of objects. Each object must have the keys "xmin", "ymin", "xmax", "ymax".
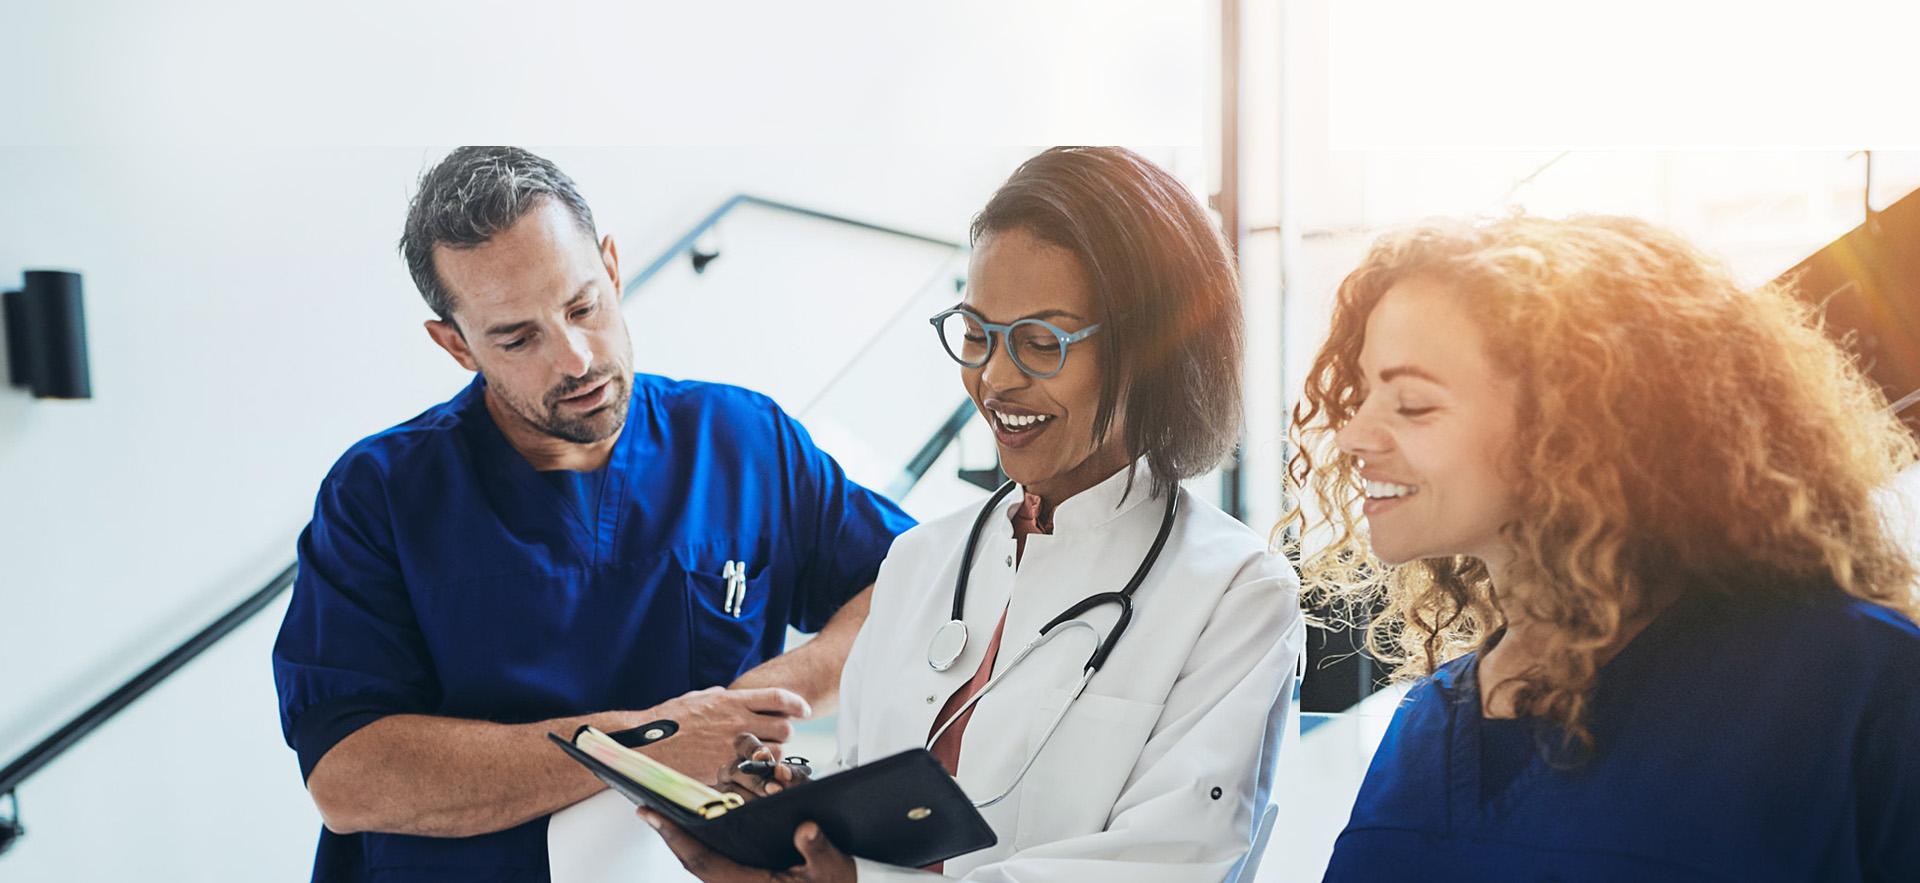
[{"xmin": 677, "ymin": 550, "xmax": 777, "ymax": 686}]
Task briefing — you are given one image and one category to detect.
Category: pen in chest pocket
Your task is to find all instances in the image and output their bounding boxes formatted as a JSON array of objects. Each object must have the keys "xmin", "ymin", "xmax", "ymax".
[{"xmin": 722, "ymin": 559, "xmax": 748, "ymax": 617}]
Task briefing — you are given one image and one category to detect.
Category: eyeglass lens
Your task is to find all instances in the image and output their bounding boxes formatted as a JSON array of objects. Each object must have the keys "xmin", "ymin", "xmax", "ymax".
[{"xmin": 935, "ymin": 312, "xmax": 1068, "ymax": 377}]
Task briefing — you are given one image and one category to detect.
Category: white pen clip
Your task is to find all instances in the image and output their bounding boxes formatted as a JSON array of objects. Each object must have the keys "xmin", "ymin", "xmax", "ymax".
[{"xmin": 722, "ymin": 560, "xmax": 747, "ymax": 618}]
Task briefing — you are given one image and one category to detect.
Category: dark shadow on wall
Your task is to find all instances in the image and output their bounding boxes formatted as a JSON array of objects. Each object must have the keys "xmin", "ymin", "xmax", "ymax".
[{"xmin": 0, "ymin": 330, "xmax": 32, "ymax": 457}]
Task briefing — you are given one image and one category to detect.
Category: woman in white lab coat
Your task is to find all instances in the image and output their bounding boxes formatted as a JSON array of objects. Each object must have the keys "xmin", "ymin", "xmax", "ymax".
[{"xmin": 641, "ymin": 147, "xmax": 1305, "ymax": 882}]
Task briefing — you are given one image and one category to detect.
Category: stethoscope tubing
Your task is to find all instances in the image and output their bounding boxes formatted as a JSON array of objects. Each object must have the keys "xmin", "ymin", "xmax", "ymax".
[
  {"xmin": 925, "ymin": 621, "xmax": 1102, "ymax": 808},
  {"xmin": 927, "ymin": 479, "xmax": 1180, "ymax": 807}
]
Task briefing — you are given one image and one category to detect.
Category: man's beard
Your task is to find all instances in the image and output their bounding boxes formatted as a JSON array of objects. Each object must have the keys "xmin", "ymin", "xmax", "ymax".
[{"xmin": 533, "ymin": 370, "xmax": 630, "ymax": 444}]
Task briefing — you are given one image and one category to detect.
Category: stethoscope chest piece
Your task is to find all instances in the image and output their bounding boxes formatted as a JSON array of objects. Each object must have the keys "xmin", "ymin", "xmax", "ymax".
[{"xmin": 927, "ymin": 619, "xmax": 969, "ymax": 672}]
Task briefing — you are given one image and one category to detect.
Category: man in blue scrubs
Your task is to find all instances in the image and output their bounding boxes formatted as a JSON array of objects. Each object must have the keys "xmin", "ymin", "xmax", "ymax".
[{"xmin": 272, "ymin": 147, "xmax": 915, "ymax": 882}]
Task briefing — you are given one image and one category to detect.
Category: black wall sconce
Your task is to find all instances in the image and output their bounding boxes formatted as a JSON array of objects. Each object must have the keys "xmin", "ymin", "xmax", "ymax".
[
  {"xmin": 3, "ymin": 270, "xmax": 91, "ymax": 399},
  {"xmin": 689, "ymin": 231, "xmax": 722, "ymax": 274}
]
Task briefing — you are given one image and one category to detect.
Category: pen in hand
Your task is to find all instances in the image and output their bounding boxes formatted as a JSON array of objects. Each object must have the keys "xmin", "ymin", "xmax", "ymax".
[
  {"xmin": 721, "ymin": 733, "xmax": 812, "ymax": 797},
  {"xmin": 736, "ymin": 755, "xmax": 812, "ymax": 781}
]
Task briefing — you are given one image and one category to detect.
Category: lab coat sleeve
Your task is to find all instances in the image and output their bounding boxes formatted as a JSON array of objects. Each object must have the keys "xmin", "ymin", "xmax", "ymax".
[
  {"xmin": 854, "ymin": 568, "xmax": 1305, "ymax": 883},
  {"xmin": 828, "ymin": 555, "xmax": 890, "ymax": 776},
  {"xmin": 770, "ymin": 404, "xmax": 916, "ymax": 633},
  {"xmin": 271, "ymin": 451, "xmax": 440, "ymax": 781}
]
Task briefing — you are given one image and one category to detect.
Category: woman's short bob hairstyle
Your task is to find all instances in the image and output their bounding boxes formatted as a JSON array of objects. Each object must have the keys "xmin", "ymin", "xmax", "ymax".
[{"xmin": 971, "ymin": 147, "xmax": 1243, "ymax": 500}]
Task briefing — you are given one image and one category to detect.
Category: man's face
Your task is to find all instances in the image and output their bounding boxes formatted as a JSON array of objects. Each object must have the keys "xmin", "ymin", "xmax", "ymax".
[{"xmin": 427, "ymin": 198, "xmax": 634, "ymax": 445}]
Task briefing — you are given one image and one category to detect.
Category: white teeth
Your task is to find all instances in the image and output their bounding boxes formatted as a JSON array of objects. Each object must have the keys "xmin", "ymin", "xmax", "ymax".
[
  {"xmin": 991, "ymin": 409, "xmax": 1054, "ymax": 429},
  {"xmin": 1364, "ymin": 479, "xmax": 1418, "ymax": 499}
]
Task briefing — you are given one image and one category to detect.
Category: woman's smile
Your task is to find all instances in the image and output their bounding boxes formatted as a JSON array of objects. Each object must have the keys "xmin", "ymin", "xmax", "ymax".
[
  {"xmin": 1360, "ymin": 476, "xmax": 1420, "ymax": 516},
  {"xmin": 984, "ymin": 399, "xmax": 1059, "ymax": 449}
]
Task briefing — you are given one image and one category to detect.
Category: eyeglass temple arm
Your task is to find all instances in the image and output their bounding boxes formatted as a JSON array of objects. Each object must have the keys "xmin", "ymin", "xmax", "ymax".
[{"xmin": 1060, "ymin": 323, "xmax": 1101, "ymax": 344}]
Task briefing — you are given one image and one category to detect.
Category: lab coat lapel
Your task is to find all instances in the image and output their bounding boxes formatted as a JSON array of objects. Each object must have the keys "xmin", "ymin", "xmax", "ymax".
[
  {"xmin": 952, "ymin": 464, "xmax": 1162, "ymax": 809},
  {"xmin": 883, "ymin": 516, "xmax": 1020, "ymax": 755},
  {"xmin": 995, "ymin": 462, "xmax": 1162, "ymax": 683}
]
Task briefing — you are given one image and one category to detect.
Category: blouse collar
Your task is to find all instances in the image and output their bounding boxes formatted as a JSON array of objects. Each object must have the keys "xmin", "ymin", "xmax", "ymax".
[{"xmin": 1013, "ymin": 458, "xmax": 1162, "ymax": 535}]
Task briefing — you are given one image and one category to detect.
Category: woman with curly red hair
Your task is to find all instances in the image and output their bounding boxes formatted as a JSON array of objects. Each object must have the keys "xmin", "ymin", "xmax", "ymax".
[{"xmin": 1287, "ymin": 215, "xmax": 1920, "ymax": 881}]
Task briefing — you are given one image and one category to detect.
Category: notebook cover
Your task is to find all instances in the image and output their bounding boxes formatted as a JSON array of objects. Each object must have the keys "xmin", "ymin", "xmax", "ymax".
[{"xmin": 549, "ymin": 734, "xmax": 997, "ymax": 870}]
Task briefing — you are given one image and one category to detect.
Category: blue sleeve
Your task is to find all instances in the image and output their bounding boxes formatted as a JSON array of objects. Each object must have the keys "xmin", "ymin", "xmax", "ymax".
[
  {"xmin": 772, "ymin": 408, "xmax": 916, "ymax": 632},
  {"xmin": 271, "ymin": 452, "xmax": 440, "ymax": 781},
  {"xmin": 1858, "ymin": 639, "xmax": 1920, "ymax": 881}
]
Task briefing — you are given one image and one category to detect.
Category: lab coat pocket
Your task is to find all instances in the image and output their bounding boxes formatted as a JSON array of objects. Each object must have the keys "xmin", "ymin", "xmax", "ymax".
[
  {"xmin": 678, "ymin": 554, "xmax": 775, "ymax": 688},
  {"xmin": 1014, "ymin": 686, "xmax": 1164, "ymax": 848}
]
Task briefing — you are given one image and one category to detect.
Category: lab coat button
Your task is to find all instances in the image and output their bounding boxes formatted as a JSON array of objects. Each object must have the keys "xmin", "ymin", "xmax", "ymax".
[
  {"xmin": 1004, "ymin": 554, "xmax": 1013, "ymax": 567},
  {"xmin": 1210, "ymin": 786, "xmax": 1223, "ymax": 800},
  {"xmin": 926, "ymin": 694, "xmax": 937, "ymax": 704}
]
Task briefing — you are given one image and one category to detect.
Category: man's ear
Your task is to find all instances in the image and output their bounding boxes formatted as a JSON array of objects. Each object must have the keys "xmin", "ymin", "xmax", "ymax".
[
  {"xmin": 425, "ymin": 319, "xmax": 481, "ymax": 372},
  {"xmin": 600, "ymin": 234, "xmax": 621, "ymax": 291}
]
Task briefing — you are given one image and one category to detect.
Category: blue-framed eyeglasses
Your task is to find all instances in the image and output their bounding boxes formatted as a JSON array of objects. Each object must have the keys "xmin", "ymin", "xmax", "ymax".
[{"xmin": 928, "ymin": 307, "xmax": 1102, "ymax": 379}]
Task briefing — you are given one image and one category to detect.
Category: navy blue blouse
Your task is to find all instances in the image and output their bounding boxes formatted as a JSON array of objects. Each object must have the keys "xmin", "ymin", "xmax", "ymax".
[
  {"xmin": 1326, "ymin": 590, "xmax": 1920, "ymax": 882},
  {"xmin": 272, "ymin": 373, "xmax": 914, "ymax": 881}
]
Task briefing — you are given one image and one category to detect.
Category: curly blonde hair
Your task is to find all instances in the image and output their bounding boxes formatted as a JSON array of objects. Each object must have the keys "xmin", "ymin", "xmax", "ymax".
[{"xmin": 1283, "ymin": 214, "xmax": 1919, "ymax": 754}]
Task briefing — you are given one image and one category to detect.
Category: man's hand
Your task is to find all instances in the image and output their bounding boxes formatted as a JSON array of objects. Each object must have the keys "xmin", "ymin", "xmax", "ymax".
[
  {"xmin": 305, "ymin": 685, "xmax": 810, "ymax": 838},
  {"xmin": 640, "ymin": 811, "xmax": 855, "ymax": 883},
  {"xmin": 717, "ymin": 733, "xmax": 813, "ymax": 800},
  {"xmin": 627, "ymin": 687, "xmax": 811, "ymax": 779}
]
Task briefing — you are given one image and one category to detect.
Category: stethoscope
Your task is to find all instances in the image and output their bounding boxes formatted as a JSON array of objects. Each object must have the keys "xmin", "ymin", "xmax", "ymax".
[{"xmin": 924, "ymin": 479, "xmax": 1179, "ymax": 808}]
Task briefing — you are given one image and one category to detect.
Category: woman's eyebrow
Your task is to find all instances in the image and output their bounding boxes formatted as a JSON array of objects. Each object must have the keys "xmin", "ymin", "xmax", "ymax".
[
  {"xmin": 1378, "ymin": 365, "xmax": 1446, "ymax": 387},
  {"xmin": 961, "ymin": 304, "xmax": 1090, "ymax": 324}
]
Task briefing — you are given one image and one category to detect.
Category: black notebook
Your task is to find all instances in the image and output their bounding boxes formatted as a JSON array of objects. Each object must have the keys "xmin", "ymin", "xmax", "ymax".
[{"xmin": 549, "ymin": 725, "xmax": 997, "ymax": 870}]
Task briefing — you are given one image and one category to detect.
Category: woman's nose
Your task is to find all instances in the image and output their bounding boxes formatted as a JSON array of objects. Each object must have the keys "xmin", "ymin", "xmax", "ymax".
[
  {"xmin": 980, "ymin": 335, "xmax": 1028, "ymax": 388},
  {"xmin": 1334, "ymin": 409, "xmax": 1388, "ymax": 458}
]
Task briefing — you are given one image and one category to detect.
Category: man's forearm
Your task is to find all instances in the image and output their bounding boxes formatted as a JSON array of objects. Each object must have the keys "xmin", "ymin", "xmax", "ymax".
[
  {"xmin": 730, "ymin": 584, "xmax": 873, "ymax": 715},
  {"xmin": 299, "ymin": 586, "xmax": 871, "ymax": 839},
  {"xmin": 305, "ymin": 709, "xmax": 634, "ymax": 838}
]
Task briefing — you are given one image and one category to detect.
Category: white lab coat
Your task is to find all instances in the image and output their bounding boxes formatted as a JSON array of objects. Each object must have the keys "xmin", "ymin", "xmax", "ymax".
[
  {"xmin": 544, "ymin": 463, "xmax": 1302, "ymax": 883},
  {"xmin": 839, "ymin": 463, "xmax": 1303, "ymax": 882}
]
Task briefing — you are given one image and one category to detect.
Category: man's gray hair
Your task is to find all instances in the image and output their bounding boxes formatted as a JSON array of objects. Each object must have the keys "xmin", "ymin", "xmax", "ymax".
[{"xmin": 399, "ymin": 146, "xmax": 598, "ymax": 325}]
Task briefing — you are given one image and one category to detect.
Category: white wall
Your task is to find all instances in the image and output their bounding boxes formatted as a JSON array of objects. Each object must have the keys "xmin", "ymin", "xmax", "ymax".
[
  {"xmin": 0, "ymin": 145, "xmax": 1014, "ymax": 880},
  {"xmin": 0, "ymin": 3, "xmax": 1207, "ymax": 878}
]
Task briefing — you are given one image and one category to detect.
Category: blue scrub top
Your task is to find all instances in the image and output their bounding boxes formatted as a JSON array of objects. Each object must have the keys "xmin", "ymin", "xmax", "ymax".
[
  {"xmin": 272, "ymin": 373, "xmax": 915, "ymax": 882},
  {"xmin": 1325, "ymin": 588, "xmax": 1920, "ymax": 882}
]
